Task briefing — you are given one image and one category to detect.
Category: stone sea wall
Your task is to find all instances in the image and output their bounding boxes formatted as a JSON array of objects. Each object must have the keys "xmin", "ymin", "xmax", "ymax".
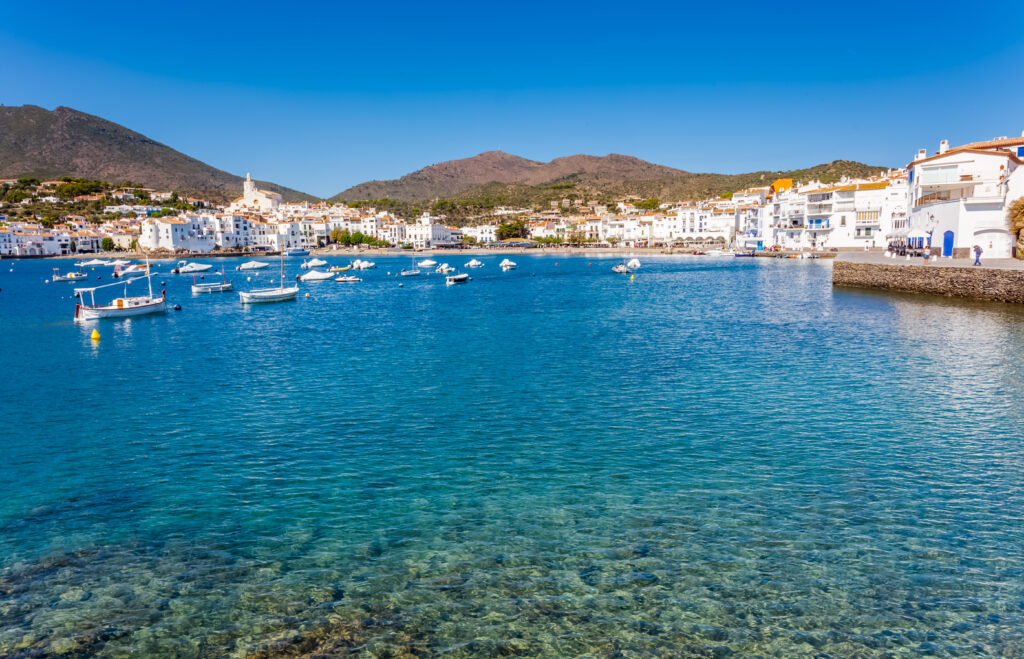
[{"xmin": 833, "ymin": 260, "xmax": 1024, "ymax": 304}]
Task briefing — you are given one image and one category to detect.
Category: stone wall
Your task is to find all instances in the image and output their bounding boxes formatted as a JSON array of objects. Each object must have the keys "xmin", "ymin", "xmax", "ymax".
[{"xmin": 833, "ymin": 260, "xmax": 1024, "ymax": 304}]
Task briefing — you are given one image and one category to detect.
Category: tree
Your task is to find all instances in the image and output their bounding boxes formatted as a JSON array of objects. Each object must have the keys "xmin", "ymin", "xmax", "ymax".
[
  {"xmin": 606, "ymin": 236, "xmax": 620, "ymax": 246},
  {"xmin": 461, "ymin": 235, "xmax": 477, "ymax": 245},
  {"xmin": 567, "ymin": 228, "xmax": 587, "ymax": 245},
  {"xmin": 636, "ymin": 198, "xmax": 660, "ymax": 211},
  {"xmin": 496, "ymin": 219, "xmax": 528, "ymax": 240},
  {"xmin": 329, "ymin": 228, "xmax": 350, "ymax": 244},
  {"xmin": 130, "ymin": 239, "xmax": 138, "ymax": 251},
  {"xmin": 1009, "ymin": 197, "xmax": 1024, "ymax": 259},
  {"xmin": 70, "ymin": 240, "xmax": 77, "ymax": 253},
  {"xmin": 101, "ymin": 237, "xmax": 115, "ymax": 252}
]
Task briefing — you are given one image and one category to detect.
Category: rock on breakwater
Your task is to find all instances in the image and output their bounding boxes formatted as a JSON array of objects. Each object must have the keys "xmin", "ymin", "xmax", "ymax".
[{"xmin": 833, "ymin": 257, "xmax": 1024, "ymax": 303}]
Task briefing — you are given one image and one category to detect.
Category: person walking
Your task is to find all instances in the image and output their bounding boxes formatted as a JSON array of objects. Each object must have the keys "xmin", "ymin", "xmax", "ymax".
[{"xmin": 974, "ymin": 244, "xmax": 983, "ymax": 266}]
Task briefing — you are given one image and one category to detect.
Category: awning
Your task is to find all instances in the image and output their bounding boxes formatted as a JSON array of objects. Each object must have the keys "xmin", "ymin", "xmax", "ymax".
[
  {"xmin": 886, "ymin": 229, "xmax": 908, "ymax": 238},
  {"xmin": 907, "ymin": 228, "xmax": 930, "ymax": 239}
]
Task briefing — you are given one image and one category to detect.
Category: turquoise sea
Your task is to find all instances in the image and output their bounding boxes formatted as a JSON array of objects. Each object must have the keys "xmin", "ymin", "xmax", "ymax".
[{"xmin": 2, "ymin": 254, "xmax": 1024, "ymax": 657}]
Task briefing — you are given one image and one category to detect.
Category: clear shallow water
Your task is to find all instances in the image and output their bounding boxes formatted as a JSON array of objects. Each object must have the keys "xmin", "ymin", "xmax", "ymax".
[{"xmin": 1, "ymin": 254, "xmax": 1024, "ymax": 657}]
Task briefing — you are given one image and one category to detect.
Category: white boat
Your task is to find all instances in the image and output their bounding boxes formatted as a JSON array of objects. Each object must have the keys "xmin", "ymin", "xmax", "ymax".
[
  {"xmin": 436, "ymin": 263, "xmax": 455, "ymax": 273},
  {"xmin": 418, "ymin": 259, "xmax": 438, "ymax": 267},
  {"xmin": 74, "ymin": 258, "xmax": 166, "ymax": 321},
  {"xmin": 52, "ymin": 267, "xmax": 88, "ymax": 282},
  {"xmin": 612, "ymin": 264, "xmax": 632, "ymax": 274},
  {"xmin": 301, "ymin": 258, "xmax": 327, "ymax": 269},
  {"xmin": 172, "ymin": 261, "xmax": 213, "ymax": 274},
  {"xmin": 626, "ymin": 258, "xmax": 641, "ymax": 269},
  {"xmin": 239, "ymin": 287, "xmax": 298, "ymax": 303},
  {"xmin": 335, "ymin": 275, "xmax": 362, "ymax": 283},
  {"xmin": 191, "ymin": 268, "xmax": 233, "ymax": 293},
  {"xmin": 113, "ymin": 264, "xmax": 149, "ymax": 278},
  {"xmin": 297, "ymin": 269, "xmax": 334, "ymax": 282},
  {"xmin": 705, "ymin": 249, "xmax": 735, "ymax": 257},
  {"xmin": 446, "ymin": 273, "xmax": 470, "ymax": 285},
  {"xmin": 238, "ymin": 261, "xmax": 269, "ymax": 271},
  {"xmin": 499, "ymin": 259, "xmax": 517, "ymax": 270},
  {"xmin": 400, "ymin": 252, "xmax": 421, "ymax": 276},
  {"xmin": 240, "ymin": 251, "xmax": 298, "ymax": 304},
  {"xmin": 352, "ymin": 259, "xmax": 376, "ymax": 270},
  {"xmin": 465, "ymin": 259, "xmax": 484, "ymax": 268},
  {"xmin": 75, "ymin": 258, "xmax": 109, "ymax": 267},
  {"xmin": 287, "ymin": 248, "xmax": 310, "ymax": 256},
  {"xmin": 109, "ymin": 259, "xmax": 132, "ymax": 266}
]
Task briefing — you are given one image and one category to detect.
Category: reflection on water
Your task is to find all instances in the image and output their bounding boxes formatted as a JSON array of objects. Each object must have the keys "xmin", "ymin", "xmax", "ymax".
[{"xmin": 2, "ymin": 256, "xmax": 1024, "ymax": 657}]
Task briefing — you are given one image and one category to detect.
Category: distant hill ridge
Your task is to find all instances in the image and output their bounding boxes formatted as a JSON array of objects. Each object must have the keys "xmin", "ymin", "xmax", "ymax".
[
  {"xmin": 0, "ymin": 105, "xmax": 316, "ymax": 202},
  {"xmin": 331, "ymin": 151, "xmax": 889, "ymax": 204}
]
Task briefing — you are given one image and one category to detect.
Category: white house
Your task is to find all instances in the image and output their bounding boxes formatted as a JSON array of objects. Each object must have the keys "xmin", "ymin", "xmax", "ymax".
[{"xmin": 905, "ymin": 134, "xmax": 1024, "ymax": 258}]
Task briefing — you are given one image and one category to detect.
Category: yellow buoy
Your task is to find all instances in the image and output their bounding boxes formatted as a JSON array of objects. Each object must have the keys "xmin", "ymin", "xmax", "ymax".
[
  {"xmin": 90, "ymin": 329, "xmax": 101, "ymax": 341},
  {"xmin": 630, "ymin": 274, "xmax": 635, "ymax": 281}
]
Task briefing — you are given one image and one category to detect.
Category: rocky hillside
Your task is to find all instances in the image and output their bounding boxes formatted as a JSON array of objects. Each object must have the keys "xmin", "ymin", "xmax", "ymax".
[{"xmin": 0, "ymin": 105, "xmax": 317, "ymax": 202}]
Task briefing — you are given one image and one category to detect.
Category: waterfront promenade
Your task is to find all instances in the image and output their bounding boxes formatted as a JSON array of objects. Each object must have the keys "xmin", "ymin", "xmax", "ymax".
[{"xmin": 833, "ymin": 251, "xmax": 1024, "ymax": 303}]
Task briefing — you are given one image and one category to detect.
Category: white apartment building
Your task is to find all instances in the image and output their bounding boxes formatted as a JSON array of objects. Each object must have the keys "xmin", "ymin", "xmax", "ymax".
[{"xmin": 905, "ymin": 135, "xmax": 1024, "ymax": 258}]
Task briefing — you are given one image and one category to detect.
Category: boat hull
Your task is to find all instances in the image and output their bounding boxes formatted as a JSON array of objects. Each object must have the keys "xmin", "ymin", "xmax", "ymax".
[
  {"xmin": 75, "ymin": 298, "xmax": 166, "ymax": 321},
  {"xmin": 192, "ymin": 282, "xmax": 233, "ymax": 293},
  {"xmin": 446, "ymin": 274, "xmax": 469, "ymax": 285},
  {"xmin": 239, "ymin": 287, "xmax": 299, "ymax": 304}
]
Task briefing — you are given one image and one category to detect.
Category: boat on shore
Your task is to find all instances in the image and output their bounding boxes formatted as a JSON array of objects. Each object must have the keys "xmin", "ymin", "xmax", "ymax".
[
  {"xmin": 52, "ymin": 267, "xmax": 88, "ymax": 282},
  {"xmin": 446, "ymin": 272, "xmax": 470, "ymax": 285}
]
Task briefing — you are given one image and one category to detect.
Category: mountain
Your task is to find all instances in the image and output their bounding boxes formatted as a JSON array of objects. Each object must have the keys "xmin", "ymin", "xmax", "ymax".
[
  {"xmin": 330, "ymin": 151, "xmax": 888, "ymax": 207},
  {"xmin": 332, "ymin": 151, "xmax": 689, "ymax": 202},
  {"xmin": 0, "ymin": 105, "xmax": 317, "ymax": 202}
]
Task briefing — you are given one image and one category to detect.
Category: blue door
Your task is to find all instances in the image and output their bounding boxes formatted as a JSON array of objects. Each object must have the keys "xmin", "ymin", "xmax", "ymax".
[{"xmin": 943, "ymin": 230, "xmax": 954, "ymax": 257}]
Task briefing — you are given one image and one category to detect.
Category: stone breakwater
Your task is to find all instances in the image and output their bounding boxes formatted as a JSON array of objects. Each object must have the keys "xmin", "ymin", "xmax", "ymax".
[{"xmin": 833, "ymin": 258, "xmax": 1024, "ymax": 304}]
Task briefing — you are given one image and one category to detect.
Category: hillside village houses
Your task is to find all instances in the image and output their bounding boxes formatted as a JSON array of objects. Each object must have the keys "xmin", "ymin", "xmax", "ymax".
[{"xmin": 2, "ymin": 133, "xmax": 1023, "ymax": 257}]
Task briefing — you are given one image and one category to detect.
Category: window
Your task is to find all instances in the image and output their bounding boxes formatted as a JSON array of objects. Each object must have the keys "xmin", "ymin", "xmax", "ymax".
[{"xmin": 840, "ymin": 216, "xmax": 846, "ymax": 227}]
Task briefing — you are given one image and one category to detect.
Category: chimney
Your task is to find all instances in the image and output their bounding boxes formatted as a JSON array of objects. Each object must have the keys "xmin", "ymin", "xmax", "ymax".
[
  {"xmin": 938, "ymin": 139, "xmax": 949, "ymax": 154},
  {"xmin": 915, "ymin": 149, "xmax": 927, "ymax": 161}
]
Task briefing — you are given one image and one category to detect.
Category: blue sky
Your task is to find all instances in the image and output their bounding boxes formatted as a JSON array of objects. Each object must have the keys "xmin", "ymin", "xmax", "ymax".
[{"xmin": 3, "ymin": 0, "xmax": 1024, "ymax": 197}]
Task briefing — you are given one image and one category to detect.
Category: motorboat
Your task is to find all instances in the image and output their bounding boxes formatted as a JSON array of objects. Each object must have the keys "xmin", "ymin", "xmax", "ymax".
[
  {"xmin": 113, "ymin": 263, "xmax": 149, "ymax": 278},
  {"xmin": 418, "ymin": 259, "xmax": 438, "ymax": 267},
  {"xmin": 172, "ymin": 261, "xmax": 213, "ymax": 274},
  {"xmin": 499, "ymin": 259, "xmax": 517, "ymax": 270},
  {"xmin": 301, "ymin": 258, "xmax": 328, "ymax": 269},
  {"xmin": 297, "ymin": 269, "xmax": 335, "ymax": 282},
  {"xmin": 465, "ymin": 259, "xmax": 484, "ymax": 268},
  {"xmin": 191, "ymin": 267, "xmax": 233, "ymax": 293},
  {"xmin": 352, "ymin": 259, "xmax": 376, "ymax": 270},
  {"xmin": 74, "ymin": 259, "xmax": 165, "ymax": 320},
  {"xmin": 238, "ymin": 261, "xmax": 269, "ymax": 271},
  {"xmin": 436, "ymin": 263, "xmax": 455, "ymax": 273},
  {"xmin": 240, "ymin": 251, "xmax": 299, "ymax": 304},
  {"xmin": 75, "ymin": 258, "xmax": 109, "ymax": 267},
  {"xmin": 446, "ymin": 273, "xmax": 470, "ymax": 285},
  {"xmin": 287, "ymin": 248, "xmax": 310, "ymax": 256},
  {"xmin": 328, "ymin": 265, "xmax": 351, "ymax": 272},
  {"xmin": 335, "ymin": 275, "xmax": 362, "ymax": 283},
  {"xmin": 109, "ymin": 259, "xmax": 132, "ymax": 266},
  {"xmin": 705, "ymin": 249, "xmax": 735, "ymax": 257},
  {"xmin": 400, "ymin": 267, "xmax": 422, "ymax": 277},
  {"xmin": 52, "ymin": 267, "xmax": 88, "ymax": 282},
  {"xmin": 626, "ymin": 258, "xmax": 641, "ymax": 269},
  {"xmin": 612, "ymin": 263, "xmax": 632, "ymax": 274}
]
